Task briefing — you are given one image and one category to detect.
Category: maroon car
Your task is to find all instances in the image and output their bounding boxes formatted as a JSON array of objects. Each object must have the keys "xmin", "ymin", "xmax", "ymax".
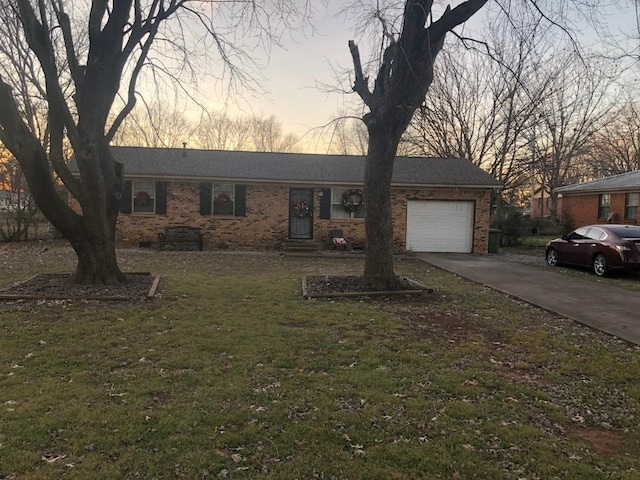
[{"xmin": 545, "ymin": 224, "xmax": 640, "ymax": 276}]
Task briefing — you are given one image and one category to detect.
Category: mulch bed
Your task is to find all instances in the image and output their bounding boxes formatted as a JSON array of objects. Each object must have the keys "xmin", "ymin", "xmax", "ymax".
[
  {"xmin": 0, "ymin": 273, "xmax": 161, "ymax": 301},
  {"xmin": 302, "ymin": 275, "xmax": 432, "ymax": 299}
]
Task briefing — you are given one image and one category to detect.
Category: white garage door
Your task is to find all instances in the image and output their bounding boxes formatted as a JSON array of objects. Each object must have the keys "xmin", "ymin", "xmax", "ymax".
[{"xmin": 406, "ymin": 200, "xmax": 475, "ymax": 253}]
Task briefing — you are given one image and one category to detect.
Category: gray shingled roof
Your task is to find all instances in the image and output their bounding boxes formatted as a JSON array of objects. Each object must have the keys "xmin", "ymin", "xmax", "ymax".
[
  {"xmin": 556, "ymin": 170, "xmax": 640, "ymax": 194},
  {"xmin": 69, "ymin": 146, "xmax": 502, "ymax": 188}
]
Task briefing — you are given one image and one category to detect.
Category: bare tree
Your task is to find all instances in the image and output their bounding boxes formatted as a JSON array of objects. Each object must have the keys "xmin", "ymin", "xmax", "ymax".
[
  {"xmin": 403, "ymin": 30, "xmax": 548, "ymax": 199},
  {"xmin": 0, "ymin": 0, "xmax": 311, "ymax": 284},
  {"xmin": 195, "ymin": 110, "xmax": 252, "ymax": 151},
  {"xmin": 532, "ymin": 53, "xmax": 618, "ymax": 219},
  {"xmin": 111, "ymin": 101, "xmax": 195, "ymax": 148},
  {"xmin": 326, "ymin": 117, "xmax": 369, "ymax": 155},
  {"xmin": 585, "ymin": 99, "xmax": 640, "ymax": 177},
  {"xmin": 0, "ymin": 146, "xmax": 39, "ymax": 241},
  {"xmin": 194, "ymin": 111, "xmax": 300, "ymax": 151},
  {"xmin": 403, "ymin": 6, "xmax": 591, "ymax": 212},
  {"xmin": 344, "ymin": 0, "xmax": 612, "ymax": 288},
  {"xmin": 348, "ymin": 0, "xmax": 489, "ymax": 289},
  {"xmin": 248, "ymin": 115, "xmax": 301, "ymax": 152}
]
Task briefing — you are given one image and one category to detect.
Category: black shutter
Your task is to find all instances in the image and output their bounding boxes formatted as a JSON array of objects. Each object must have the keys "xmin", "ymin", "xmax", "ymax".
[
  {"xmin": 155, "ymin": 182, "xmax": 167, "ymax": 214},
  {"xmin": 121, "ymin": 181, "xmax": 132, "ymax": 213},
  {"xmin": 199, "ymin": 183, "xmax": 212, "ymax": 215},
  {"xmin": 319, "ymin": 188, "xmax": 331, "ymax": 219},
  {"xmin": 235, "ymin": 185, "xmax": 246, "ymax": 217}
]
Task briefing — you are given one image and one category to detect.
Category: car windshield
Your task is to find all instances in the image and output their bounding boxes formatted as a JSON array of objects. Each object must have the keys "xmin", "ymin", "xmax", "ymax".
[{"xmin": 607, "ymin": 226, "xmax": 640, "ymax": 239}]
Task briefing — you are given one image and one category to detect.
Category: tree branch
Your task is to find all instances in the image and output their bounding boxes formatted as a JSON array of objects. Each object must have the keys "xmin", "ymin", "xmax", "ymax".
[
  {"xmin": 52, "ymin": 1, "xmax": 83, "ymax": 91},
  {"xmin": 349, "ymin": 40, "xmax": 375, "ymax": 108},
  {"xmin": 0, "ymin": 75, "xmax": 80, "ymax": 225},
  {"xmin": 15, "ymin": 0, "xmax": 79, "ymax": 144},
  {"xmin": 429, "ymin": 0, "xmax": 489, "ymax": 39}
]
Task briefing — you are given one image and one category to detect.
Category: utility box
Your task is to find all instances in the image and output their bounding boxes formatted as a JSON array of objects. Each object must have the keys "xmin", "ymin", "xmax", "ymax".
[{"xmin": 488, "ymin": 229, "xmax": 501, "ymax": 254}]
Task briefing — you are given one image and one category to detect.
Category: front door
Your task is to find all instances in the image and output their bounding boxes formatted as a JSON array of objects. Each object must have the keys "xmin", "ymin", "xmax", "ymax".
[{"xmin": 289, "ymin": 188, "xmax": 314, "ymax": 239}]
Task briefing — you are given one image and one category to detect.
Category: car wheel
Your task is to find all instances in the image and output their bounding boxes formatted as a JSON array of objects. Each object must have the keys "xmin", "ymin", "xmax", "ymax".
[
  {"xmin": 546, "ymin": 248, "xmax": 559, "ymax": 267},
  {"xmin": 593, "ymin": 254, "xmax": 608, "ymax": 277}
]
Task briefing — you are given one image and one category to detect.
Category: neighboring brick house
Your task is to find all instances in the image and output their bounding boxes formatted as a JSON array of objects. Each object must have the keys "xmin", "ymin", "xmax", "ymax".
[
  {"xmin": 71, "ymin": 146, "xmax": 501, "ymax": 253},
  {"xmin": 529, "ymin": 186, "xmax": 563, "ymax": 218},
  {"xmin": 556, "ymin": 170, "xmax": 640, "ymax": 227}
]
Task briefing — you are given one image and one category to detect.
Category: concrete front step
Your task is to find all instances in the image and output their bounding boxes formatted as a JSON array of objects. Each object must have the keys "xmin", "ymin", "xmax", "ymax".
[{"xmin": 281, "ymin": 240, "xmax": 322, "ymax": 253}]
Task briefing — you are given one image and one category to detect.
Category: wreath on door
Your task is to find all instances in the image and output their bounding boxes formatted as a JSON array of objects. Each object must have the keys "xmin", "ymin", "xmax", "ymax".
[
  {"xmin": 342, "ymin": 189, "xmax": 364, "ymax": 213},
  {"xmin": 292, "ymin": 197, "xmax": 311, "ymax": 218}
]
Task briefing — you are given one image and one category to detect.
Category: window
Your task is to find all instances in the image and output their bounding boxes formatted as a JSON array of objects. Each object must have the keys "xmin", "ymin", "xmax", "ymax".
[
  {"xmin": 121, "ymin": 181, "xmax": 166, "ymax": 215},
  {"xmin": 133, "ymin": 181, "xmax": 155, "ymax": 213},
  {"xmin": 598, "ymin": 194, "xmax": 610, "ymax": 220},
  {"xmin": 567, "ymin": 227, "xmax": 588, "ymax": 240},
  {"xmin": 585, "ymin": 227, "xmax": 606, "ymax": 241},
  {"xmin": 625, "ymin": 193, "xmax": 638, "ymax": 221},
  {"xmin": 199, "ymin": 184, "xmax": 246, "ymax": 217},
  {"xmin": 330, "ymin": 188, "xmax": 365, "ymax": 219},
  {"xmin": 212, "ymin": 184, "xmax": 235, "ymax": 215}
]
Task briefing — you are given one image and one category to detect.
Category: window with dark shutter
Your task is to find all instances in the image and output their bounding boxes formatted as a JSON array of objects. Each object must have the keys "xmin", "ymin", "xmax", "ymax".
[
  {"xmin": 121, "ymin": 181, "xmax": 132, "ymax": 213},
  {"xmin": 319, "ymin": 188, "xmax": 331, "ymax": 219},
  {"xmin": 200, "ymin": 183, "xmax": 213, "ymax": 215},
  {"xmin": 234, "ymin": 185, "xmax": 246, "ymax": 216},
  {"xmin": 155, "ymin": 182, "xmax": 167, "ymax": 214}
]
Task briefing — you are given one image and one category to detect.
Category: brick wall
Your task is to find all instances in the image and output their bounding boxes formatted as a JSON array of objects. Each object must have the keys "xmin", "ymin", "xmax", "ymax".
[
  {"xmin": 102, "ymin": 181, "xmax": 492, "ymax": 253},
  {"xmin": 561, "ymin": 192, "xmax": 640, "ymax": 227}
]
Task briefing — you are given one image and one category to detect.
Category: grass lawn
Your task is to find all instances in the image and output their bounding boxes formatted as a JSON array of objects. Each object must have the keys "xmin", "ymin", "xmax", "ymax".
[{"xmin": 1, "ymin": 242, "xmax": 639, "ymax": 479}]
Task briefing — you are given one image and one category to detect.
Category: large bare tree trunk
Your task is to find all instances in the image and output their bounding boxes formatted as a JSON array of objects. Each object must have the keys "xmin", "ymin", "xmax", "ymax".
[
  {"xmin": 68, "ymin": 230, "xmax": 123, "ymax": 284},
  {"xmin": 351, "ymin": 0, "xmax": 489, "ymax": 289},
  {"xmin": 2, "ymin": 114, "xmax": 126, "ymax": 284},
  {"xmin": 362, "ymin": 107, "xmax": 414, "ymax": 288},
  {"xmin": 362, "ymin": 126, "xmax": 399, "ymax": 288}
]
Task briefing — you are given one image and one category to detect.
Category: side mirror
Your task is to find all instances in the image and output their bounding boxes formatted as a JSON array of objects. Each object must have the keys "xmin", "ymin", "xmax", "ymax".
[{"xmin": 561, "ymin": 234, "xmax": 569, "ymax": 241}]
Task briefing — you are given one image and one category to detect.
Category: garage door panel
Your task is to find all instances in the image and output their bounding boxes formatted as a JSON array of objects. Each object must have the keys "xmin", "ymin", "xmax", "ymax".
[{"xmin": 406, "ymin": 200, "xmax": 474, "ymax": 253}]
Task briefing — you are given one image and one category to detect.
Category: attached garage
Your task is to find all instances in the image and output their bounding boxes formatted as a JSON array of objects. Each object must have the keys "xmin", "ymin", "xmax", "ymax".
[{"xmin": 406, "ymin": 200, "xmax": 475, "ymax": 252}]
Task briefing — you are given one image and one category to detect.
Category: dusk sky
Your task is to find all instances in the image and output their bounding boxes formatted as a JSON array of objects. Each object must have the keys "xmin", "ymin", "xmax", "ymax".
[{"xmin": 171, "ymin": 1, "xmax": 638, "ymax": 153}]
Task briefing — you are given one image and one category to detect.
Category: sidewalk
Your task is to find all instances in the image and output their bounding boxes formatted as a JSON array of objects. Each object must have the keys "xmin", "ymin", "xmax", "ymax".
[{"xmin": 418, "ymin": 253, "xmax": 640, "ymax": 345}]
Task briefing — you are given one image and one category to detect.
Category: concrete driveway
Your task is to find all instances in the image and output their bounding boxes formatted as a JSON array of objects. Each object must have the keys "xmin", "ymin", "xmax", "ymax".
[{"xmin": 418, "ymin": 253, "xmax": 640, "ymax": 345}]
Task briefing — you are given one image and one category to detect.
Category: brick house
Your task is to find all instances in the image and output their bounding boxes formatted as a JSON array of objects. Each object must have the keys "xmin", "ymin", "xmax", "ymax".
[
  {"xmin": 72, "ymin": 146, "xmax": 501, "ymax": 253},
  {"xmin": 529, "ymin": 186, "xmax": 563, "ymax": 218},
  {"xmin": 556, "ymin": 170, "xmax": 640, "ymax": 227}
]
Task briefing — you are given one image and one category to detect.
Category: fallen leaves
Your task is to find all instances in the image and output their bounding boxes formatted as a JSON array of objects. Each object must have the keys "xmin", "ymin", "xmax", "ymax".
[{"xmin": 42, "ymin": 454, "xmax": 66, "ymax": 464}]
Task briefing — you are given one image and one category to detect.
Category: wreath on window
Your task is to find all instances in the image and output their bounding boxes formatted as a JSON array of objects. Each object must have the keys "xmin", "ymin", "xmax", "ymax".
[
  {"xmin": 292, "ymin": 197, "xmax": 311, "ymax": 218},
  {"xmin": 342, "ymin": 189, "xmax": 364, "ymax": 213},
  {"xmin": 137, "ymin": 191, "xmax": 150, "ymax": 207},
  {"xmin": 217, "ymin": 192, "xmax": 231, "ymax": 203}
]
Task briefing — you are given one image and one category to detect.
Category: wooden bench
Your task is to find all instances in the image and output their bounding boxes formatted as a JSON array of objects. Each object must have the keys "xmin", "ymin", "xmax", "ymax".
[{"xmin": 157, "ymin": 226, "xmax": 204, "ymax": 251}]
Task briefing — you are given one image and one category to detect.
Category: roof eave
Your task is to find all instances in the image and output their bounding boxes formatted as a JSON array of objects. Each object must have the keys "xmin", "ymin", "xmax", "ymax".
[
  {"xmin": 557, "ymin": 186, "xmax": 640, "ymax": 195},
  {"xmin": 121, "ymin": 173, "xmax": 500, "ymax": 189}
]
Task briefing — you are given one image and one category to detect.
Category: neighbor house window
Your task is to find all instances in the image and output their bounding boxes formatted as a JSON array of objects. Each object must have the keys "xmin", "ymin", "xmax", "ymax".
[
  {"xmin": 212, "ymin": 184, "xmax": 235, "ymax": 215},
  {"xmin": 625, "ymin": 193, "xmax": 638, "ymax": 221},
  {"xmin": 330, "ymin": 188, "xmax": 365, "ymax": 219},
  {"xmin": 133, "ymin": 181, "xmax": 155, "ymax": 213},
  {"xmin": 598, "ymin": 194, "xmax": 610, "ymax": 220}
]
